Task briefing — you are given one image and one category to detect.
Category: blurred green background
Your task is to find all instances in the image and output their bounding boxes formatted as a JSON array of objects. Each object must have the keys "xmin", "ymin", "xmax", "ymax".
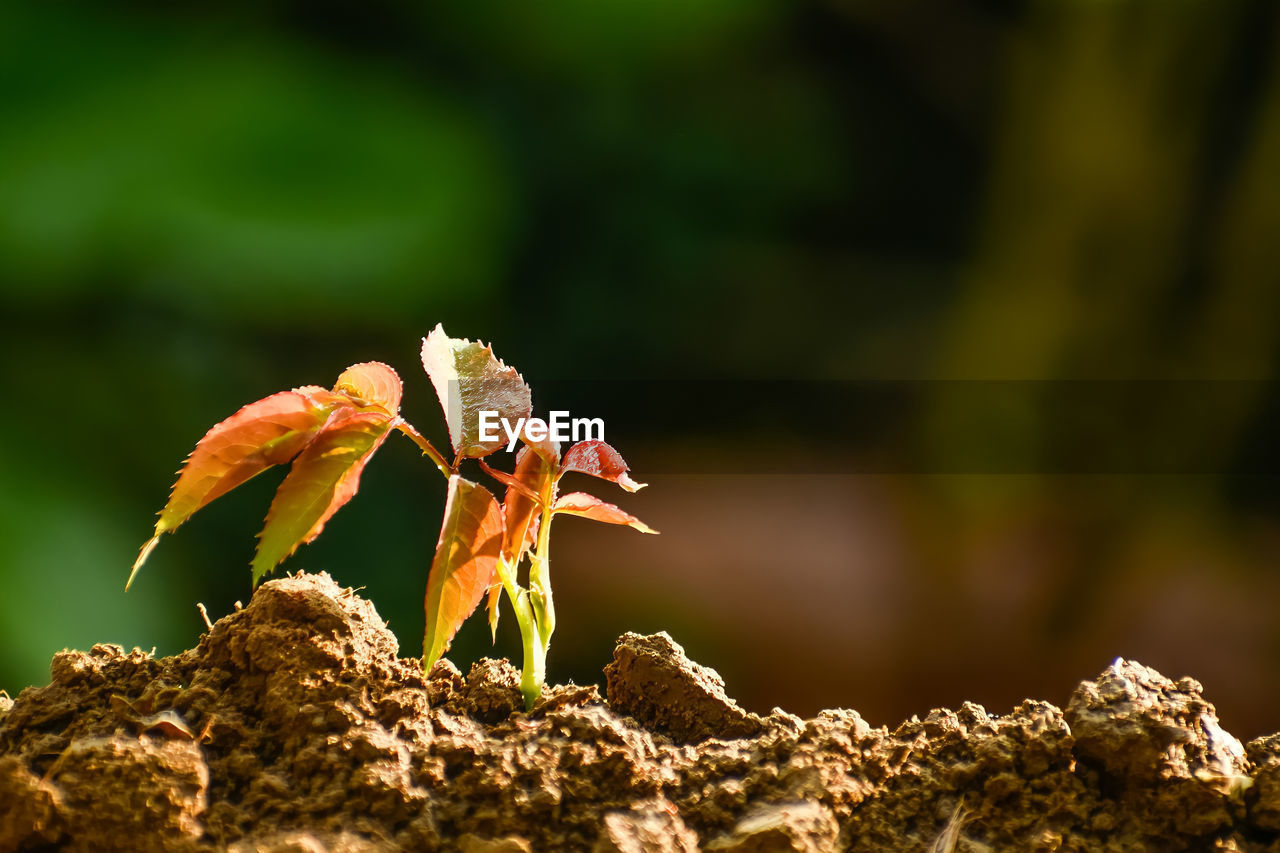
[{"xmin": 3, "ymin": 0, "xmax": 1280, "ymax": 735}]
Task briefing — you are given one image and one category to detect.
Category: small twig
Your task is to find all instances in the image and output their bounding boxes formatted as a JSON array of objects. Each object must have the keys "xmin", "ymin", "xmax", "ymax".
[{"xmin": 196, "ymin": 602, "xmax": 214, "ymax": 632}]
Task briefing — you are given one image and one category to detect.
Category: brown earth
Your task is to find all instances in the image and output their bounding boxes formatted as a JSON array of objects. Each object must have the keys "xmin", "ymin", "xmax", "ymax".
[{"xmin": 1, "ymin": 571, "xmax": 1277, "ymax": 852}]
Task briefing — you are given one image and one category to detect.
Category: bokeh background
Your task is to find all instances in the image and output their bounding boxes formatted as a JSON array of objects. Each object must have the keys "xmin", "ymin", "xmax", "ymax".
[{"xmin": 3, "ymin": 0, "xmax": 1280, "ymax": 736}]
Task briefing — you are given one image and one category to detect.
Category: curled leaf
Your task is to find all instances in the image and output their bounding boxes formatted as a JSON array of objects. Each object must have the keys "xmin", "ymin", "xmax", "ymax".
[
  {"xmin": 424, "ymin": 476, "xmax": 505, "ymax": 673},
  {"xmin": 560, "ymin": 440, "xmax": 646, "ymax": 492},
  {"xmin": 420, "ymin": 324, "xmax": 532, "ymax": 458},
  {"xmin": 498, "ymin": 449, "xmax": 551, "ymax": 563},
  {"xmin": 551, "ymin": 492, "xmax": 658, "ymax": 534},
  {"xmin": 138, "ymin": 710, "xmax": 196, "ymax": 740},
  {"xmin": 334, "ymin": 361, "xmax": 403, "ymax": 415},
  {"xmin": 250, "ymin": 412, "xmax": 391, "ymax": 585}
]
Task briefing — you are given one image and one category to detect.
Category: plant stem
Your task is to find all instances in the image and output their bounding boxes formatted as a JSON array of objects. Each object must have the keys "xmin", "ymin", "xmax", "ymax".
[
  {"xmin": 494, "ymin": 556, "xmax": 545, "ymax": 710},
  {"xmin": 516, "ymin": 593, "xmax": 545, "ymax": 710},
  {"xmin": 529, "ymin": 498, "xmax": 556, "ymax": 653},
  {"xmin": 393, "ymin": 420, "xmax": 452, "ymax": 478}
]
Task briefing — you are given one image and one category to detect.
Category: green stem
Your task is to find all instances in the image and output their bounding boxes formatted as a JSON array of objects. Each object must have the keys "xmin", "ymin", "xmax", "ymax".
[
  {"xmin": 516, "ymin": 593, "xmax": 545, "ymax": 710},
  {"xmin": 494, "ymin": 556, "xmax": 545, "ymax": 710},
  {"xmin": 529, "ymin": 490, "xmax": 556, "ymax": 653}
]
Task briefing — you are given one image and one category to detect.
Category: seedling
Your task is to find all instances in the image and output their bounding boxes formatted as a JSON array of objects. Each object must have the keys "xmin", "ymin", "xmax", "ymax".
[{"xmin": 129, "ymin": 324, "xmax": 656, "ymax": 709}]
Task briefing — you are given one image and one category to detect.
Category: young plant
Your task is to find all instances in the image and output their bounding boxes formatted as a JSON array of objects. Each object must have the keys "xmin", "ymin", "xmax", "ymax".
[
  {"xmin": 129, "ymin": 325, "xmax": 655, "ymax": 709},
  {"xmin": 471, "ymin": 437, "xmax": 654, "ymax": 702}
]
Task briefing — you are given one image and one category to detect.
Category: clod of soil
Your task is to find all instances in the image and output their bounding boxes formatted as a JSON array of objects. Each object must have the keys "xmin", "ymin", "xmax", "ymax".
[
  {"xmin": 604, "ymin": 632, "xmax": 765, "ymax": 744},
  {"xmin": 1, "ymin": 571, "xmax": 1277, "ymax": 851}
]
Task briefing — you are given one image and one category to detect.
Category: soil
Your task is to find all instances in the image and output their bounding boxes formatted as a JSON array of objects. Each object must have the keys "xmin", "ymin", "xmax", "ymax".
[{"xmin": 1, "ymin": 572, "xmax": 1277, "ymax": 852}]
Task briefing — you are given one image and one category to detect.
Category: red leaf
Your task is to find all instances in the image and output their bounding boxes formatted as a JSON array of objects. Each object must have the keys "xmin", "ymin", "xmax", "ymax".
[
  {"xmin": 560, "ymin": 440, "xmax": 646, "ymax": 492},
  {"xmin": 551, "ymin": 492, "xmax": 658, "ymax": 534},
  {"xmin": 424, "ymin": 476, "xmax": 505, "ymax": 672},
  {"xmin": 333, "ymin": 361, "xmax": 403, "ymax": 415},
  {"xmin": 128, "ymin": 388, "xmax": 343, "ymax": 589},
  {"xmin": 249, "ymin": 411, "xmax": 392, "ymax": 584},
  {"xmin": 420, "ymin": 324, "xmax": 532, "ymax": 458}
]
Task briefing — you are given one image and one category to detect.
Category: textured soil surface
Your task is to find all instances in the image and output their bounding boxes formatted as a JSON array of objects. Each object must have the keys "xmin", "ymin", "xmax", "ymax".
[{"xmin": 2, "ymin": 572, "xmax": 1278, "ymax": 852}]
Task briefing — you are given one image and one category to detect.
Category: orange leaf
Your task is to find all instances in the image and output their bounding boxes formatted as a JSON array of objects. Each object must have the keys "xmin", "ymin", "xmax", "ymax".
[
  {"xmin": 128, "ymin": 388, "xmax": 344, "ymax": 589},
  {"xmin": 333, "ymin": 361, "xmax": 403, "ymax": 415},
  {"xmin": 420, "ymin": 324, "xmax": 532, "ymax": 458},
  {"xmin": 560, "ymin": 440, "xmax": 646, "ymax": 492},
  {"xmin": 498, "ymin": 448, "xmax": 552, "ymax": 563},
  {"xmin": 249, "ymin": 411, "xmax": 391, "ymax": 585},
  {"xmin": 551, "ymin": 492, "xmax": 658, "ymax": 534},
  {"xmin": 472, "ymin": 460, "xmax": 532, "ymax": 641},
  {"xmin": 424, "ymin": 476, "xmax": 505, "ymax": 672}
]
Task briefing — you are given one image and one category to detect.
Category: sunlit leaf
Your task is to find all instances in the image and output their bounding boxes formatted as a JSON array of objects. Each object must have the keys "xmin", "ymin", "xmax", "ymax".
[
  {"xmin": 551, "ymin": 492, "xmax": 658, "ymax": 534},
  {"xmin": 334, "ymin": 361, "xmax": 403, "ymax": 415},
  {"xmin": 250, "ymin": 412, "xmax": 391, "ymax": 585},
  {"xmin": 128, "ymin": 388, "xmax": 345, "ymax": 589},
  {"xmin": 560, "ymin": 440, "xmax": 646, "ymax": 492},
  {"xmin": 423, "ymin": 476, "xmax": 505, "ymax": 673},
  {"xmin": 420, "ymin": 324, "xmax": 531, "ymax": 458},
  {"xmin": 129, "ymin": 364, "xmax": 409, "ymax": 589}
]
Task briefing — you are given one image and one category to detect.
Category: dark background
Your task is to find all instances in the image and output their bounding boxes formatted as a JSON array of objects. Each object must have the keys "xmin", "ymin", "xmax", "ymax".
[{"xmin": 3, "ymin": 0, "xmax": 1280, "ymax": 736}]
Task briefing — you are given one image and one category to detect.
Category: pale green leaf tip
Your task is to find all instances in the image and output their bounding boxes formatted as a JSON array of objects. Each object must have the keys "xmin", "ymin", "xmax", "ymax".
[
  {"xmin": 249, "ymin": 549, "xmax": 278, "ymax": 588},
  {"xmin": 126, "ymin": 535, "xmax": 161, "ymax": 591},
  {"xmin": 250, "ymin": 564, "xmax": 269, "ymax": 588},
  {"xmin": 423, "ymin": 636, "xmax": 445, "ymax": 678}
]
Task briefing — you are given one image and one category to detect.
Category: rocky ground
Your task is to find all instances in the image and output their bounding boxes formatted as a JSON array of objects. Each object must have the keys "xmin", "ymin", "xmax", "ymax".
[{"xmin": 1, "ymin": 571, "xmax": 1278, "ymax": 852}]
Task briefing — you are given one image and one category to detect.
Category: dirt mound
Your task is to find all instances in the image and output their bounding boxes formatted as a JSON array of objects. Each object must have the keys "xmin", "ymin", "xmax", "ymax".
[{"xmin": 0, "ymin": 572, "xmax": 1277, "ymax": 851}]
